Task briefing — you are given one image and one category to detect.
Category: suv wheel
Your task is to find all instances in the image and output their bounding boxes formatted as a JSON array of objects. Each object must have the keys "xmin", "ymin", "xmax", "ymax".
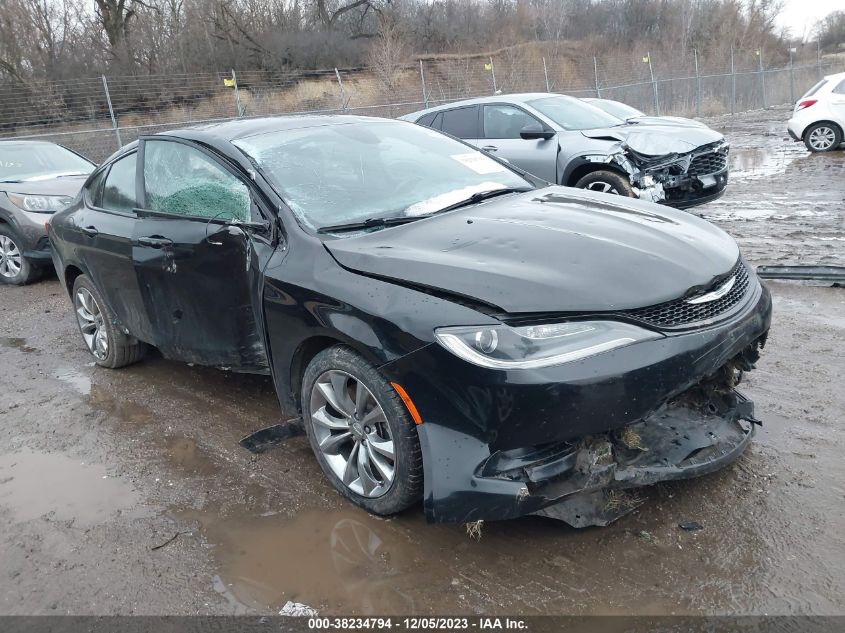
[
  {"xmin": 0, "ymin": 227, "xmax": 41, "ymax": 285},
  {"xmin": 72, "ymin": 274, "xmax": 146, "ymax": 368},
  {"xmin": 302, "ymin": 345, "xmax": 423, "ymax": 515},
  {"xmin": 574, "ymin": 170, "xmax": 635, "ymax": 197},
  {"xmin": 804, "ymin": 123, "xmax": 842, "ymax": 152}
]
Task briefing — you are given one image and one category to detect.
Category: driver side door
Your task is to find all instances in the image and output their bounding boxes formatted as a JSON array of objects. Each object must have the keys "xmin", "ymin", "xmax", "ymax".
[
  {"xmin": 479, "ymin": 104, "xmax": 559, "ymax": 183},
  {"xmin": 132, "ymin": 137, "xmax": 274, "ymax": 372}
]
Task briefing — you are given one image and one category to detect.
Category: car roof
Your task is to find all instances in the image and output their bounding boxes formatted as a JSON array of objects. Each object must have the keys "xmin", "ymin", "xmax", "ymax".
[
  {"xmin": 0, "ymin": 139, "xmax": 63, "ymax": 147},
  {"xmin": 160, "ymin": 114, "xmax": 402, "ymax": 143},
  {"xmin": 401, "ymin": 93, "xmax": 571, "ymax": 120}
]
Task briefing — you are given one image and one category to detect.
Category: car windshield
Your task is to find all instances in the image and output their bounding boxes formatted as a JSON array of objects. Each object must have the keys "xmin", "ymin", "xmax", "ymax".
[
  {"xmin": 0, "ymin": 142, "xmax": 95, "ymax": 182},
  {"xmin": 589, "ymin": 99, "xmax": 644, "ymax": 120},
  {"xmin": 234, "ymin": 120, "xmax": 532, "ymax": 231},
  {"xmin": 528, "ymin": 96, "xmax": 624, "ymax": 130}
]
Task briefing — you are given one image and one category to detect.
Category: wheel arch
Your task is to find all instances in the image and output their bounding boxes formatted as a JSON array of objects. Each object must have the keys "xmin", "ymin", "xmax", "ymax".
[
  {"xmin": 804, "ymin": 120, "xmax": 843, "ymax": 139},
  {"xmin": 64, "ymin": 264, "xmax": 85, "ymax": 298},
  {"xmin": 564, "ymin": 158, "xmax": 630, "ymax": 187}
]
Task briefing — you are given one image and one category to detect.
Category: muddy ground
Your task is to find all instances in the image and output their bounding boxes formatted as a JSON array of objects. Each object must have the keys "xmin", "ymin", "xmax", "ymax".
[{"xmin": 1, "ymin": 105, "xmax": 843, "ymax": 616}]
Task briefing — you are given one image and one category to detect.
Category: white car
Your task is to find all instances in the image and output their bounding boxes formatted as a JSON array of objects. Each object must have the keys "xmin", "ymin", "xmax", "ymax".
[{"xmin": 787, "ymin": 71, "xmax": 845, "ymax": 152}]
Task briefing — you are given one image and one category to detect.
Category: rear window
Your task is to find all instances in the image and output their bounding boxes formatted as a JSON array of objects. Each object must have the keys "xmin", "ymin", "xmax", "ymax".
[
  {"xmin": 833, "ymin": 79, "xmax": 845, "ymax": 95},
  {"xmin": 802, "ymin": 79, "xmax": 828, "ymax": 98},
  {"xmin": 416, "ymin": 112, "xmax": 437, "ymax": 127},
  {"xmin": 440, "ymin": 106, "xmax": 479, "ymax": 138}
]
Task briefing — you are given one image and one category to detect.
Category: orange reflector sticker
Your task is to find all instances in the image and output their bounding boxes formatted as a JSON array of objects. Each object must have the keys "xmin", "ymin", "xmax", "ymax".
[{"xmin": 391, "ymin": 382, "xmax": 423, "ymax": 425}]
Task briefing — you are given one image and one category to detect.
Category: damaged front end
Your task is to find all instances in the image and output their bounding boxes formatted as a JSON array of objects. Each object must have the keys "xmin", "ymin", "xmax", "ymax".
[
  {"xmin": 476, "ymin": 343, "xmax": 762, "ymax": 528},
  {"xmin": 590, "ymin": 138, "xmax": 730, "ymax": 208}
]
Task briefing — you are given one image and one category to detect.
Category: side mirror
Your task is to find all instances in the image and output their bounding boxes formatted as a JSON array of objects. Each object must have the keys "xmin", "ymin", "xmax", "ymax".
[{"xmin": 520, "ymin": 123, "xmax": 555, "ymax": 140}]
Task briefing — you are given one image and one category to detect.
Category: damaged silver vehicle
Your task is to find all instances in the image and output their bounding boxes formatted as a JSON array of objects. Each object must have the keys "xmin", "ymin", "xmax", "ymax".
[{"xmin": 400, "ymin": 93, "xmax": 729, "ymax": 208}]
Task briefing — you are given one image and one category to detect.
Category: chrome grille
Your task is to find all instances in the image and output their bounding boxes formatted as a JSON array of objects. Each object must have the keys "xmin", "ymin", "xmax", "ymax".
[{"xmin": 622, "ymin": 261, "xmax": 751, "ymax": 329}]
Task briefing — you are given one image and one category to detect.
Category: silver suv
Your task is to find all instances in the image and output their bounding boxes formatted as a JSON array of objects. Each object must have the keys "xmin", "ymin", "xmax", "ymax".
[
  {"xmin": 401, "ymin": 93, "xmax": 729, "ymax": 209},
  {"xmin": 0, "ymin": 140, "xmax": 95, "ymax": 284}
]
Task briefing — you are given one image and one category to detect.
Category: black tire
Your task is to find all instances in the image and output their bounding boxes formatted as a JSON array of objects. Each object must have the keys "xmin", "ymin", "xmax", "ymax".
[
  {"xmin": 0, "ymin": 225, "xmax": 42, "ymax": 286},
  {"xmin": 574, "ymin": 169, "xmax": 636, "ymax": 197},
  {"xmin": 71, "ymin": 274, "xmax": 146, "ymax": 369},
  {"xmin": 301, "ymin": 345, "xmax": 423, "ymax": 515},
  {"xmin": 803, "ymin": 122, "xmax": 843, "ymax": 152}
]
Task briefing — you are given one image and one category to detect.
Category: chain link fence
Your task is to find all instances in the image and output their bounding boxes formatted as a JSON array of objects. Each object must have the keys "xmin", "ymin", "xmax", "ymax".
[{"xmin": 1, "ymin": 48, "xmax": 842, "ymax": 163}]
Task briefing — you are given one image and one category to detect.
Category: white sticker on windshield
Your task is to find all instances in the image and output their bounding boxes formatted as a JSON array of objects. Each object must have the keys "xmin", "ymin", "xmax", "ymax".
[{"xmin": 450, "ymin": 152, "xmax": 508, "ymax": 174}]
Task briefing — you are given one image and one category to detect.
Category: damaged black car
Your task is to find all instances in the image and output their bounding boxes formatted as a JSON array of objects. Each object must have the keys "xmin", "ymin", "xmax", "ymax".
[{"xmin": 48, "ymin": 116, "xmax": 770, "ymax": 527}]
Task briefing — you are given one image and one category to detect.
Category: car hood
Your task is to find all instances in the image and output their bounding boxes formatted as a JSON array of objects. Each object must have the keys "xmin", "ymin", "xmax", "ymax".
[
  {"xmin": 324, "ymin": 187, "xmax": 739, "ymax": 314},
  {"xmin": 0, "ymin": 175, "xmax": 88, "ymax": 197},
  {"xmin": 629, "ymin": 115, "xmax": 708, "ymax": 129},
  {"xmin": 581, "ymin": 124, "xmax": 723, "ymax": 155}
]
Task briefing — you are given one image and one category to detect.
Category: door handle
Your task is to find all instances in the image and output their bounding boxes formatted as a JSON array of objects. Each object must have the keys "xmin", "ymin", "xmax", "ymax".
[
  {"xmin": 482, "ymin": 145, "xmax": 499, "ymax": 152},
  {"xmin": 80, "ymin": 225, "xmax": 99, "ymax": 237},
  {"xmin": 138, "ymin": 236, "xmax": 174, "ymax": 248}
]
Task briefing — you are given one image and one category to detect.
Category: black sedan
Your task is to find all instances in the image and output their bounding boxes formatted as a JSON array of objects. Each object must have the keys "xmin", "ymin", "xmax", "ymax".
[{"xmin": 48, "ymin": 116, "xmax": 771, "ymax": 527}]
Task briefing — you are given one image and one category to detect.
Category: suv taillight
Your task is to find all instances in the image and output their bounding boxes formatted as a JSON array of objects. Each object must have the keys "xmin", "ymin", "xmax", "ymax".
[{"xmin": 796, "ymin": 99, "xmax": 817, "ymax": 111}]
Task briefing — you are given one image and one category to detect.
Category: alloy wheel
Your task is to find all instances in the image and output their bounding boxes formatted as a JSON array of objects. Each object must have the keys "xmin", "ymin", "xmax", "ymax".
[
  {"xmin": 0, "ymin": 235, "xmax": 22, "ymax": 279},
  {"xmin": 808, "ymin": 126, "xmax": 836, "ymax": 151},
  {"xmin": 74, "ymin": 287, "xmax": 109, "ymax": 360},
  {"xmin": 585, "ymin": 181, "xmax": 619, "ymax": 194},
  {"xmin": 309, "ymin": 370, "xmax": 396, "ymax": 498}
]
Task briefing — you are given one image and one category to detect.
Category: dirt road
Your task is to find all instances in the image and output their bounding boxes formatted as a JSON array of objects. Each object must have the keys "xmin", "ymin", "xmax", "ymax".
[{"xmin": 1, "ymin": 106, "xmax": 843, "ymax": 616}]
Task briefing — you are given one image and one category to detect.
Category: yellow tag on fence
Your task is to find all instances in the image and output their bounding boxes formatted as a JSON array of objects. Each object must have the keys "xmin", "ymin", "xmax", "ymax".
[
  {"xmin": 484, "ymin": 63, "xmax": 492, "ymax": 71},
  {"xmin": 223, "ymin": 78, "xmax": 235, "ymax": 87}
]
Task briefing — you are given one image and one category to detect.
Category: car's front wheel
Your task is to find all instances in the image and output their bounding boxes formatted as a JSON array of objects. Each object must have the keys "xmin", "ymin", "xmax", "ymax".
[
  {"xmin": 72, "ymin": 275, "xmax": 146, "ymax": 369},
  {"xmin": 804, "ymin": 122, "xmax": 842, "ymax": 152},
  {"xmin": 302, "ymin": 345, "xmax": 423, "ymax": 515},
  {"xmin": 0, "ymin": 226, "xmax": 41, "ymax": 286},
  {"xmin": 574, "ymin": 170, "xmax": 635, "ymax": 197}
]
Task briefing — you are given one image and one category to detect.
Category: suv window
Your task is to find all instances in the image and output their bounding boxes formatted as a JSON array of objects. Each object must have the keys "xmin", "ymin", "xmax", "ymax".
[
  {"xmin": 101, "ymin": 153, "xmax": 137, "ymax": 212},
  {"xmin": 439, "ymin": 106, "xmax": 479, "ymax": 138},
  {"xmin": 85, "ymin": 169, "xmax": 107, "ymax": 207},
  {"xmin": 833, "ymin": 79, "xmax": 845, "ymax": 95},
  {"xmin": 143, "ymin": 140, "xmax": 250, "ymax": 222},
  {"xmin": 416, "ymin": 112, "xmax": 437, "ymax": 127},
  {"xmin": 483, "ymin": 105, "xmax": 540, "ymax": 139}
]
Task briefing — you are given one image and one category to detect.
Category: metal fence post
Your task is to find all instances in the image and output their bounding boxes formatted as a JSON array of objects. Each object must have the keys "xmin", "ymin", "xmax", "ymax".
[
  {"xmin": 231, "ymin": 69, "xmax": 244, "ymax": 117},
  {"xmin": 730, "ymin": 46, "xmax": 736, "ymax": 115},
  {"xmin": 489, "ymin": 56, "xmax": 497, "ymax": 94},
  {"xmin": 101, "ymin": 75, "xmax": 122, "ymax": 149},
  {"xmin": 542, "ymin": 57, "xmax": 550, "ymax": 92},
  {"xmin": 817, "ymin": 40, "xmax": 823, "ymax": 80},
  {"xmin": 419, "ymin": 60, "xmax": 429, "ymax": 108},
  {"xmin": 789, "ymin": 47, "xmax": 795, "ymax": 104},
  {"xmin": 593, "ymin": 57, "xmax": 601, "ymax": 97},
  {"xmin": 334, "ymin": 68, "xmax": 347, "ymax": 112},
  {"xmin": 647, "ymin": 52, "xmax": 660, "ymax": 115},
  {"xmin": 757, "ymin": 49, "xmax": 766, "ymax": 108},
  {"xmin": 694, "ymin": 49, "xmax": 701, "ymax": 117}
]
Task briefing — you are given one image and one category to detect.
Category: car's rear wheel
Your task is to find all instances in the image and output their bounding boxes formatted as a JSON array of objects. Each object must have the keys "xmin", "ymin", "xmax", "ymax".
[
  {"xmin": 0, "ymin": 227, "xmax": 41, "ymax": 286},
  {"xmin": 804, "ymin": 122, "xmax": 842, "ymax": 152},
  {"xmin": 302, "ymin": 345, "xmax": 423, "ymax": 515},
  {"xmin": 574, "ymin": 170, "xmax": 635, "ymax": 197},
  {"xmin": 72, "ymin": 275, "xmax": 146, "ymax": 369}
]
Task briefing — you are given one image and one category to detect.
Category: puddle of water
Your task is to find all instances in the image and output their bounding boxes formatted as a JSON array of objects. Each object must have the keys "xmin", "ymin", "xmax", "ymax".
[
  {"xmin": 0, "ymin": 337, "xmax": 36, "ymax": 353},
  {"xmin": 729, "ymin": 147, "xmax": 804, "ymax": 181},
  {"xmin": 56, "ymin": 366, "xmax": 92, "ymax": 395},
  {"xmin": 180, "ymin": 506, "xmax": 449, "ymax": 614},
  {"xmin": 165, "ymin": 437, "xmax": 221, "ymax": 476},
  {"xmin": 0, "ymin": 450, "xmax": 141, "ymax": 524}
]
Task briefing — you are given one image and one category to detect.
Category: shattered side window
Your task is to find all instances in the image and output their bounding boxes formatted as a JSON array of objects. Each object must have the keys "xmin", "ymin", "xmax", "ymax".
[{"xmin": 143, "ymin": 140, "xmax": 250, "ymax": 222}]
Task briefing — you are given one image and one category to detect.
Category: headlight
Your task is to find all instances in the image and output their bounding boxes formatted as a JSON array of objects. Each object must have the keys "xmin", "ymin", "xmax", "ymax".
[
  {"xmin": 7, "ymin": 193, "xmax": 74, "ymax": 213},
  {"xmin": 434, "ymin": 321, "xmax": 662, "ymax": 369}
]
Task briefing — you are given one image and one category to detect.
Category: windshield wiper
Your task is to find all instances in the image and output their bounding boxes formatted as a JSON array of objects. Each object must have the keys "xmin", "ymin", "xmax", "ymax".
[
  {"xmin": 430, "ymin": 187, "xmax": 533, "ymax": 215},
  {"xmin": 317, "ymin": 215, "xmax": 421, "ymax": 234}
]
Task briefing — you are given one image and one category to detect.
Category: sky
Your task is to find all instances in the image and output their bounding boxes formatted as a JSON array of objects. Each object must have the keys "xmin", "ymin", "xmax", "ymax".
[{"xmin": 776, "ymin": 0, "xmax": 842, "ymax": 41}]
